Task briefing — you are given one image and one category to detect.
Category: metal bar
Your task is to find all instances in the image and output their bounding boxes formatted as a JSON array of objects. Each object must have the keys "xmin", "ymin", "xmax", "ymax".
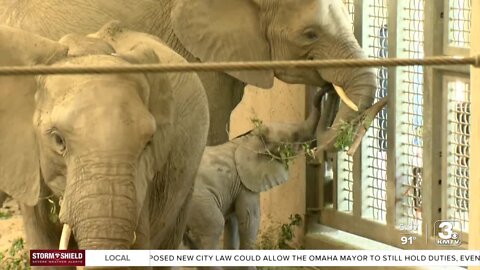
[
  {"xmin": 423, "ymin": 0, "xmax": 444, "ymax": 241},
  {"xmin": 305, "ymin": 85, "xmax": 320, "ymax": 223},
  {"xmin": 352, "ymin": 142, "xmax": 362, "ymax": 218},
  {"xmin": 352, "ymin": 0, "xmax": 364, "ymax": 222},
  {"xmin": 386, "ymin": 0, "xmax": 399, "ymax": 229}
]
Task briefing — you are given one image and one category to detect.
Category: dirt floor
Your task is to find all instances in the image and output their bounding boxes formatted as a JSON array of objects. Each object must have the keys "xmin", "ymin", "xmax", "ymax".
[{"xmin": 0, "ymin": 197, "xmax": 24, "ymax": 252}]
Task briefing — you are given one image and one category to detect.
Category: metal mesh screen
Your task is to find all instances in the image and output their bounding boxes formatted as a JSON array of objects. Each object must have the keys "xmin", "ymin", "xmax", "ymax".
[
  {"xmin": 397, "ymin": 0, "xmax": 425, "ymax": 233},
  {"xmin": 337, "ymin": 152, "xmax": 354, "ymax": 212},
  {"xmin": 336, "ymin": 0, "xmax": 356, "ymax": 214},
  {"xmin": 446, "ymin": 79, "xmax": 470, "ymax": 232},
  {"xmin": 342, "ymin": 0, "xmax": 355, "ymax": 31},
  {"xmin": 448, "ymin": 0, "xmax": 472, "ymax": 48},
  {"xmin": 360, "ymin": 0, "xmax": 388, "ymax": 223}
]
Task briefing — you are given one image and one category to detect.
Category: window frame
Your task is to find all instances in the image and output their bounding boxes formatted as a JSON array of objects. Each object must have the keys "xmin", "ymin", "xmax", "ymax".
[{"xmin": 308, "ymin": 0, "xmax": 471, "ymax": 250}]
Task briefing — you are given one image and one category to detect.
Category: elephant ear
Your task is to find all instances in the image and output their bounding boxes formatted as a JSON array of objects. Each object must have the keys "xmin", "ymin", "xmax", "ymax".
[
  {"xmin": 171, "ymin": 0, "xmax": 274, "ymax": 89},
  {"xmin": 234, "ymin": 135, "xmax": 289, "ymax": 193},
  {"xmin": 0, "ymin": 25, "xmax": 68, "ymax": 206}
]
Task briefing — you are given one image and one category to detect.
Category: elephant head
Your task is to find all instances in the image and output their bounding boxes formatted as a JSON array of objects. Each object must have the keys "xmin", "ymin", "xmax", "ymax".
[
  {"xmin": 0, "ymin": 21, "xmax": 204, "ymax": 249},
  {"xmin": 172, "ymin": 0, "xmax": 377, "ymax": 151},
  {"xmin": 233, "ymin": 87, "xmax": 325, "ymax": 193}
]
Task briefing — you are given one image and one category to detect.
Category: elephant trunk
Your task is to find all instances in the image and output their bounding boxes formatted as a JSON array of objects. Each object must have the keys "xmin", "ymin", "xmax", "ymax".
[
  {"xmin": 315, "ymin": 33, "xmax": 377, "ymax": 151},
  {"xmin": 60, "ymin": 154, "xmax": 137, "ymax": 250},
  {"xmin": 300, "ymin": 106, "xmax": 320, "ymax": 142},
  {"xmin": 296, "ymin": 86, "xmax": 329, "ymax": 142}
]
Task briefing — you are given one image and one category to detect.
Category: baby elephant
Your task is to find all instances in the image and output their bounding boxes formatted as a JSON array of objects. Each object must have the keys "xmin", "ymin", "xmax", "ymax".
[{"xmin": 184, "ymin": 86, "xmax": 329, "ymax": 252}]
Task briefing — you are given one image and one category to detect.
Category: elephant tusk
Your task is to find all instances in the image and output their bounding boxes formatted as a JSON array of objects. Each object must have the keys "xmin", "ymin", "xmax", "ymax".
[
  {"xmin": 333, "ymin": 84, "xmax": 359, "ymax": 112},
  {"xmin": 59, "ymin": 224, "xmax": 85, "ymax": 270},
  {"xmin": 132, "ymin": 231, "xmax": 137, "ymax": 245},
  {"xmin": 59, "ymin": 224, "xmax": 72, "ymax": 250}
]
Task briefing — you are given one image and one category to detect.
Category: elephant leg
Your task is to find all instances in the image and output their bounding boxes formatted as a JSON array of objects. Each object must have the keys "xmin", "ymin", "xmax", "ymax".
[
  {"xmin": 223, "ymin": 215, "xmax": 239, "ymax": 249},
  {"xmin": 154, "ymin": 187, "xmax": 194, "ymax": 251},
  {"xmin": 154, "ymin": 195, "xmax": 224, "ymax": 270},
  {"xmin": 232, "ymin": 190, "xmax": 260, "ymax": 270},
  {"xmin": 185, "ymin": 195, "xmax": 225, "ymax": 250},
  {"xmin": 151, "ymin": 197, "xmax": 192, "ymax": 270},
  {"xmin": 234, "ymin": 190, "xmax": 260, "ymax": 250},
  {"xmin": 189, "ymin": 200, "xmax": 225, "ymax": 270}
]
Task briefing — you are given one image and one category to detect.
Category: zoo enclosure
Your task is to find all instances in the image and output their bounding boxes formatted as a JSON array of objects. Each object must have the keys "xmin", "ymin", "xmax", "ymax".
[
  {"xmin": 309, "ymin": 0, "xmax": 473, "ymax": 250},
  {"xmin": 0, "ymin": 0, "xmax": 475, "ymax": 254}
]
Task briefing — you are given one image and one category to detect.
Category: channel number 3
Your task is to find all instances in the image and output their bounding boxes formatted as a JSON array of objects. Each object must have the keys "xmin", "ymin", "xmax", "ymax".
[{"xmin": 438, "ymin": 221, "xmax": 458, "ymax": 240}]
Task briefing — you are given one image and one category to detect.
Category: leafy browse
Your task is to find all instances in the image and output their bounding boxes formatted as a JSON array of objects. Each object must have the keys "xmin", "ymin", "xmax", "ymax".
[
  {"xmin": 250, "ymin": 118, "xmax": 318, "ymax": 170},
  {"xmin": 256, "ymin": 214, "xmax": 304, "ymax": 250},
  {"xmin": 278, "ymin": 214, "xmax": 303, "ymax": 249},
  {"xmin": 302, "ymin": 143, "xmax": 318, "ymax": 163},
  {"xmin": 0, "ymin": 238, "xmax": 30, "ymax": 270},
  {"xmin": 277, "ymin": 143, "xmax": 295, "ymax": 170},
  {"xmin": 334, "ymin": 120, "xmax": 356, "ymax": 151},
  {"xmin": 250, "ymin": 117, "xmax": 264, "ymax": 128},
  {"xmin": 0, "ymin": 210, "xmax": 12, "ymax": 220}
]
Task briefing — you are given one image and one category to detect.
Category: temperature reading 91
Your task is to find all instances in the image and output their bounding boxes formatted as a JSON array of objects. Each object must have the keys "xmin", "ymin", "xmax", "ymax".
[{"xmin": 400, "ymin": 235, "xmax": 417, "ymax": 245}]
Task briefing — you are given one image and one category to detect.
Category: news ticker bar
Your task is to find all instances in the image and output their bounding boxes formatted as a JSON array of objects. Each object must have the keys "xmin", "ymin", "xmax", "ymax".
[{"xmin": 31, "ymin": 250, "xmax": 480, "ymax": 267}]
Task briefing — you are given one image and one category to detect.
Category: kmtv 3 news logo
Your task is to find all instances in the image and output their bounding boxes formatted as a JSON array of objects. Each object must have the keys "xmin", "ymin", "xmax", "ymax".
[
  {"xmin": 434, "ymin": 220, "xmax": 462, "ymax": 246},
  {"xmin": 30, "ymin": 250, "xmax": 85, "ymax": 266}
]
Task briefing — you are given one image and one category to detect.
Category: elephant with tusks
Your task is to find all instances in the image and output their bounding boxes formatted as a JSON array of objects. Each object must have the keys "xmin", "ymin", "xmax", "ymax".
[
  {"xmin": 0, "ymin": 21, "xmax": 209, "ymax": 270},
  {"xmin": 0, "ymin": 0, "xmax": 376, "ymax": 148}
]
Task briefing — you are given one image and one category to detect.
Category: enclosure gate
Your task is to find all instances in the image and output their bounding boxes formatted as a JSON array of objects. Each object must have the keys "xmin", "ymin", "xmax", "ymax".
[{"xmin": 310, "ymin": 0, "xmax": 472, "ymax": 250}]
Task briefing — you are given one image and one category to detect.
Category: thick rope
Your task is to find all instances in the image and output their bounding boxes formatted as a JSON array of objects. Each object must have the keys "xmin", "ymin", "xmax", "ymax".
[{"xmin": 0, "ymin": 55, "xmax": 477, "ymax": 76}]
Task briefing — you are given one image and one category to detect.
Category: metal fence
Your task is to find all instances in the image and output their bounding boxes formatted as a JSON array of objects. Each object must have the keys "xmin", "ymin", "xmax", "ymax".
[
  {"xmin": 314, "ymin": 0, "xmax": 472, "ymax": 249},
  {"xmin": 361, "ymin": 0, "xmax": 389, "ymax": 223}
]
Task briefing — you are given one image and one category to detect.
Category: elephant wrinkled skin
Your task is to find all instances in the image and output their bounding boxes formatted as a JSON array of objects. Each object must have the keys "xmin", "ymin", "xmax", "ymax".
[
  {"xmin": 183, "ymin": 89, "xmax": 325, "ymax": 260},
  {"xmin": 0, "ymin": 21, "xmax": 209, "ymax": 269},
  {"xmin": 0, "ymin": 0, "xmax": 376, "ymax": 148}
]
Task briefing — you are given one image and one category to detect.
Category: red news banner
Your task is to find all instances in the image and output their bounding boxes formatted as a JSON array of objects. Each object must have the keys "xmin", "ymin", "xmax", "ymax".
[{"xmin": 30, "ymin": 250, "xmax": 85, "ymax": 267}]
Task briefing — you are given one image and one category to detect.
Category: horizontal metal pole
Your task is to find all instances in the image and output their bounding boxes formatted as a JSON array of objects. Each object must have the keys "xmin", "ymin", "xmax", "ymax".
[{"xmin": 0, "ymin": 55, "xmax": 478, "ymax": 76}]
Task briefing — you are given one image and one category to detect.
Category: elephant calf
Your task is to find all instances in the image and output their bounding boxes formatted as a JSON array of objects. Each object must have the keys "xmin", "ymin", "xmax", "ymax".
[{"xmin": 183, "ymin": 87, "xmax": 327, "ymax": 251}]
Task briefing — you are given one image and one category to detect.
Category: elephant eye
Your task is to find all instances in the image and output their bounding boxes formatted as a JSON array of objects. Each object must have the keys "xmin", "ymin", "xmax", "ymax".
[
  {"xmin": 50, "ymin": 131, "xmax": 67, "ymax": 154},
  {"xmin": 304, "ymin": 30, "xmax": 319, "ymax": 41}
]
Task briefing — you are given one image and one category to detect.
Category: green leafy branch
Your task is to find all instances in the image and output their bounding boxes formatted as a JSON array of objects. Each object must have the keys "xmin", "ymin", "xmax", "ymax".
[
  {"xmin": 255, "ymin": 214, "xmax": 304, "ymax": 251},
  {"xmin": 278, "ymin": 214, "xmax": 303, "ymax": 249},
  {"xmin": 0, "ymin": 210, "xmax": 12, "ymax": 220},
  {"xmin": 334, "ymin": 97, "xmax": 388, "ymax": 156},
  {"xmin": 0, "ymin": 238, "xmax": 30, "ymax": 270},
  {"xmin": 250, "ymin": 118, "xmax": 318, "ymax": 169},
  {"xmin": 250, "ymin": 116, "xmax": 264, "ymax": 128}
]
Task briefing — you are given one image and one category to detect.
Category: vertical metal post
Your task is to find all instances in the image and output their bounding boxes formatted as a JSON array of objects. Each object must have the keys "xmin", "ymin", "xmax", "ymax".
[
  {"xmin": 386, "ymin": 0, "xmax": 399, "ymax": 228},
  {"xmin": 423, "ymin": 0, "xmax": 445, "ymax": 238},
  {"xmin": 352, "ymin": 0, "xmax": 364, "ymax": 220},
  {"xmin": 305, "ymin": 85, "xmax": 320, "ymax": 224}
]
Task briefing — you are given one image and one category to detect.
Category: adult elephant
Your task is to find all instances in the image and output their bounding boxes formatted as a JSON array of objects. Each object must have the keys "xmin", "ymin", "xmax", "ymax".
[
  {"xmin": 0, "ymin": 20, "xmax": 209, "ymax": 267},
  {"xmin": 0, "ymin": 0, "xmax": 376, "ymax": 148}
]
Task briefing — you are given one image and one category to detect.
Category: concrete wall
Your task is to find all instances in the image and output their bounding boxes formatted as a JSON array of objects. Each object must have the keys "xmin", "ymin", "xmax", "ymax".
[{"xmin": 229, "ymin": 79, "xmax": 307, "ymax": 248}]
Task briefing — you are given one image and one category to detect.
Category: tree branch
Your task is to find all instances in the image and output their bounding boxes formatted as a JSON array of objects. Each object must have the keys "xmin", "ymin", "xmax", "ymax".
[{"xmin": 347, "ymin": 97, "xmax": 388, "ymax": 156}]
